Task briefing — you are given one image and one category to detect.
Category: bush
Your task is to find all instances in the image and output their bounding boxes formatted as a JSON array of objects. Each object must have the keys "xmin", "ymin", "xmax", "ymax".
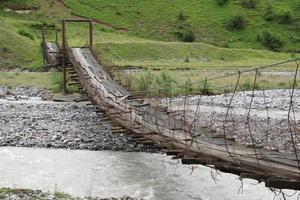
[
  {"xmin": 264, "ymin": 5, "xmax": 275, "ymax": 21},
  {"xmin": 18, "ymin": 29, "xmax": 35, "ymax": 41},
  {"xmin": 3, "ymin": 0, "xmax": 39, "ymax": 10},
  {"xmin": 157, "ymin": 71, "xmax": 175, "ymax": 95},
  {"xmin": 174, "ymin": 14, "xmax": 195, "ymax": 42},
  {"xmin": 265, "ymin": 7, "xmax": 293, "ymax": 24},
  {"xmin": 216, "ymin": 0, "xmax": 229, "ymax": 6},
  {"xmin": 136, "ymin": 70, "xmax": 155, "ymax": 91},
  {"xmin": 260, "ymin": 31, "xmax": 283, "ymax": 51},
  {"xmin": 227, "ymin": 15, "xmax": 246, "ymax": 30},
  {"xmin": 31, "ymin": 22, "xmax": 56, "ymax": 30},
  {"xmin": 241, "ymin": 0, "xmax": 258, "ymax": 9},
  {"xmin": 175, "ymin": 29, "xmax": 196, "ymax": 42},
  {"xmin": 115, "ymin": 10, "xmax": 122, "ymax": 16},
  {"xmin": 277, "ymin": 11, "xmax": 293, "ymax": 24},
  {"xmin": 2, "ymin": 47, "xmax": 10, "ymax": 53},
  {"xmin": 178, "ymin": 12, "xmax": 188, "ymax": 21}
]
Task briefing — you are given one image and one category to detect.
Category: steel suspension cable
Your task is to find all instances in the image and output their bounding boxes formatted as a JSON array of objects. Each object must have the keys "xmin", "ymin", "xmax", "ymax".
[{"xmin": 287, "ymin": 62, "xmax": 300, "ymax": 169}]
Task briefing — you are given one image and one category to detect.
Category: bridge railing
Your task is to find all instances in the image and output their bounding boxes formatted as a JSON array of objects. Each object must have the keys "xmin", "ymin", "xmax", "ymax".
[{"xmin": 139, "ymin": 59, "xmax": 300, "ymax": 169}]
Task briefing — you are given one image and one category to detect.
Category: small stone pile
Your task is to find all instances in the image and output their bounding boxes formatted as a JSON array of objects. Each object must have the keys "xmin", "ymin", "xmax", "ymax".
[{"xmin": 0, "ymin": 188, "xmax": 137, "ymax": 200}]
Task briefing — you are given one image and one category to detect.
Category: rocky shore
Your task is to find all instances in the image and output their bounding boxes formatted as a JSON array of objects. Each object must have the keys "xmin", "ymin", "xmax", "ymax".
[
  {"xmin": 0, "ymin": 86, "xmax": 148, "ymax": 152},
  {"xmin": 0, "ymin": 86, "xmax": 49, "ymax": 99},
  {"xmin": 0, "ymin": 188, "xmax": 136, "ymax": 200},
  {"xmin": 2, "ymin": 85, "xmax": 298, "ymax": 153},
  {"xmin": 164, "ymin": 89, "xmax": 300, "ymax": 153}
]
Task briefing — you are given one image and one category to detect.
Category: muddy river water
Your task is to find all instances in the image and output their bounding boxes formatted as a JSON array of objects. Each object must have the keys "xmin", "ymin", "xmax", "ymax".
[{"xmin": 0, "ymin": 147, "xmax": 298, "ymax": 200}]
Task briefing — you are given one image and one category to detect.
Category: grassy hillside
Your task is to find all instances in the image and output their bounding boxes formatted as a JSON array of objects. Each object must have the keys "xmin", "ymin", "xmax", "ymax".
[
  {"xmin": 60, "ymin": 23, "xmax": 296, "ymax": 69},
  {"xmin": 0, "ymin": 0, "xmax": 71, "ymax": 68},
  {"xmin": 0, "ymin": 72, "xmax": 63, "ymax": 91},
  {"xmin": 63, "ymin": 0, "xmax": 300, "ymax": 52},
  {"xmin": 95, "ymin": 39, "xmax": 294, "ymax": 69},
  {"xmin": 0, "ymin": 24, "xmax": 41, "ymax": 68},
  {"xmin": 0, "ymin": 0, "xmax": 298, "ymax": 70}
]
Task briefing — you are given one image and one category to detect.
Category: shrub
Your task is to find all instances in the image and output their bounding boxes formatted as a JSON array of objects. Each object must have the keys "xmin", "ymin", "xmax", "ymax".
[
  {"xmin": 223, "ymin": 43, "xmax": 230, "ymax": 48},
  {"xmin": 174, "ymin": 15, "xmax": 195, "ymax": 42},
  {"xmin": 3, "ymin": 0, "xmax": 39, "ymax": 10},
  {"xmin": 264, "ymin": 5, "xmax": 275, "ymax": 21},
  {"xmin": 216, "ymin": 0, "xmax": 229, "ymax": 6},
  {"xmin": 175, "ymin": 29, "xmax": 196, "ymax": 42},
  {"xmin": 2, "ymin": 47, "xmax": 9, "ymax": 53},
  {"xmin": 157, "ymin": 71, "xmax": 175, "ymax": 95},
  {"xmin": 115, "ymin": 10, "xmax": 122, "ymax": 16},
  {"xmin": 200, "ymin": 78, "xmax": 214, "ymax": 95},
  {"xmin": 18, "ymin": 29, "xmax": 35, "ymax": 41},
  {"xmin": 256, "ymin": 34, "xmax": 262, "ymax": 42},
  {"xmin": 277, "ymin": 10, "xmax": 293, "ymax": 24},
  {"xmin": 260, "ymin": 31, "xmax": 283, "ymax": 51},
  {"xmin": 178, "ymin": 12, "xmax": 188, "ymax": 21},
  {"xmin": 227, "ymin": 15, "xmax": 246, "ymax": 30},
  {"xmin": 136, "ymin": 70, "xmax": 155, "ymax": 91},
  {"xmin": 31, "ymin": 22, "xmax": 56, "ymax": 30},
  {"xmin": 240, "ymin": 79, "xmax": 260, "ymax": 90},
  {"xmin": 184, "ymin": 56, "xmax": 189, "ymax": 63},
  {"xmin": 241, "ymin": 0, "xmax": 258, "ymax": 9}
]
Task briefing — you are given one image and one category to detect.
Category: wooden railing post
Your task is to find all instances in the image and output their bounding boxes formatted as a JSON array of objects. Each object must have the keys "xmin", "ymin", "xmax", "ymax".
[
  {"xmin": 89, "ymin": 19, "xmax": 93, "ymax": 48},
  {"xmin": 42, "ymin": 28, "xmax": 46, "ymax": 64},
  {"xmin": 61, "ymin": 19, "xmax": 67, "ymax": 94}
]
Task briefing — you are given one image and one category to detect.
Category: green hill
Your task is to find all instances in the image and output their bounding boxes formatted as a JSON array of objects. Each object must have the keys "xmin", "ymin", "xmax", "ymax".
[
  {"xmin": 63, "ymin": 0, "xmax": 300, "ymax": 51},
  {"xmin": 0, "ymin": 0, "xmax": 299, "ymax": 69}
]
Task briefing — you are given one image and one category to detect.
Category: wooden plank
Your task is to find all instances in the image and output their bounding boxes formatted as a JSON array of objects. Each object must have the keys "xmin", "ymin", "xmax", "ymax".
[{"xmin": 265, "ymin": 179, "xmax": 300, "ymax": 190}]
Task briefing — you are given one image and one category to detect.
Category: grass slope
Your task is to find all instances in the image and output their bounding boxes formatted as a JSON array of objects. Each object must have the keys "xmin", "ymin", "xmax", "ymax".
[
  {"xmin": 96, "ymin": 39, "xmax": 295, "ymax": 69},
  {"xmin": 0, "ymin": 0, "xmax": 71, "ymax": 68},
  {"xmin": 0, "ymin": 72, "xmax": 63, "ymax": 91},
  {"xmin": 0, "ymin": 24, "xmax": 41, "ymax": 68},
  {"xmin": 63, "ymin": 23, "xmax": 297, "ymax": 69},
  {"xmin": 63, "ymin": 0, "xmax": 300, "ymax": 51},
  {"xmin": 0, "ymin": 0, "xmax": 298, "ymax": 70}
]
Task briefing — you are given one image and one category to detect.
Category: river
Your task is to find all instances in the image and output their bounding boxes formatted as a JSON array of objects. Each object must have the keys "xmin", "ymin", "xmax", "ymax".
[{"xmin": 0, "ymin": 147, "xmax": 297, "ymax": 200}]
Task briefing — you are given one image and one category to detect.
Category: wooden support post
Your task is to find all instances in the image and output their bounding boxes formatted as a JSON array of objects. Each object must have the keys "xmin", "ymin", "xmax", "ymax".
[
  {"xmin": 89, "ymin": 19, "xmax": 93, "ymax": 48},
  {"xmin": 61, "ymin": 19, "xmax": 67, "ymax": 94},
  {"xmin": 42, "ymin": 28, "xmax": 46, "ymax": 64},
  {"xmin": 55, "ymin": 30, "xmax": 58, "ymax": 44}
]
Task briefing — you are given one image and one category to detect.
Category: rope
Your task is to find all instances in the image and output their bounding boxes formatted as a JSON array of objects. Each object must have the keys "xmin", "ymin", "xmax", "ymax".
[
  {"xmin": 93, "ymin": 24, "xmax": 129, "ymax": 64},
  {"xmin": 287, "ymin": 62, "xmax": 300, "ymax": 169},
  {"xmin": 246, "ymin": 69, "xmax": 260, "ymax": 165},
  {"xmin": 223, "ymin": 71, "xmax": 241, "ymax": 165},
  {"xmin": 136, "ymin": 58, "xmax": 300, "ymax": 94}
]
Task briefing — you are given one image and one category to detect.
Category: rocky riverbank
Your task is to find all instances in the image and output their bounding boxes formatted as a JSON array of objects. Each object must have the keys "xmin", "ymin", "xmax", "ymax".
[
  {"xmin": 0, "ymin": 85, "xmax": 49, "ymax": 99},
  {"xmin": 0, "ymin": 86, "xmax": 149, "ymax": 152},
  {"xmin": 163, "ymin": 89, "xmax": 300, "ymax": 153},
  {"xmin": 0, "ymin": 188, "xmax": 135, "ymax": 200}
]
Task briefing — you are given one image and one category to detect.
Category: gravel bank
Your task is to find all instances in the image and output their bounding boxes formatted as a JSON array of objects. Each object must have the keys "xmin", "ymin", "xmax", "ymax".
[
  {"xmin": 0, "ymin": 86, "xmax": 148, "ymax": 152},
  {"xmin": 0, "ymin": 188, "xmax": 136, "ymax": 200},
  {"xmin": 163, "ymin": 89, "xmax": 300, "ymax": 153},
  {"xmin": 0, "ymin": 85, "xmax": 49, "ymax": 99}
]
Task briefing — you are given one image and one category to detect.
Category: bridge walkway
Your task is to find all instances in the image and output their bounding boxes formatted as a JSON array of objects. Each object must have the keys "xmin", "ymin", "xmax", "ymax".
[{"xmin": 62, "ymin": 46, "xmax": 300, "ymax": 190}]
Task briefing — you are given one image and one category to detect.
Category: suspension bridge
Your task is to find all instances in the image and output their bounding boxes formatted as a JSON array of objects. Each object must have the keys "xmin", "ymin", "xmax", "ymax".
[{"xmin": 42, "ymin": 19, "xmax": 300, "ymax": 191}]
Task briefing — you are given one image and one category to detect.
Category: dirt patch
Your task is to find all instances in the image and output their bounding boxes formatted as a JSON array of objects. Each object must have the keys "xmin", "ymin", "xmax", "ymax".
[{"xmin": 4, "ymin": 8, "xmax": 33, "ymax": 14}]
